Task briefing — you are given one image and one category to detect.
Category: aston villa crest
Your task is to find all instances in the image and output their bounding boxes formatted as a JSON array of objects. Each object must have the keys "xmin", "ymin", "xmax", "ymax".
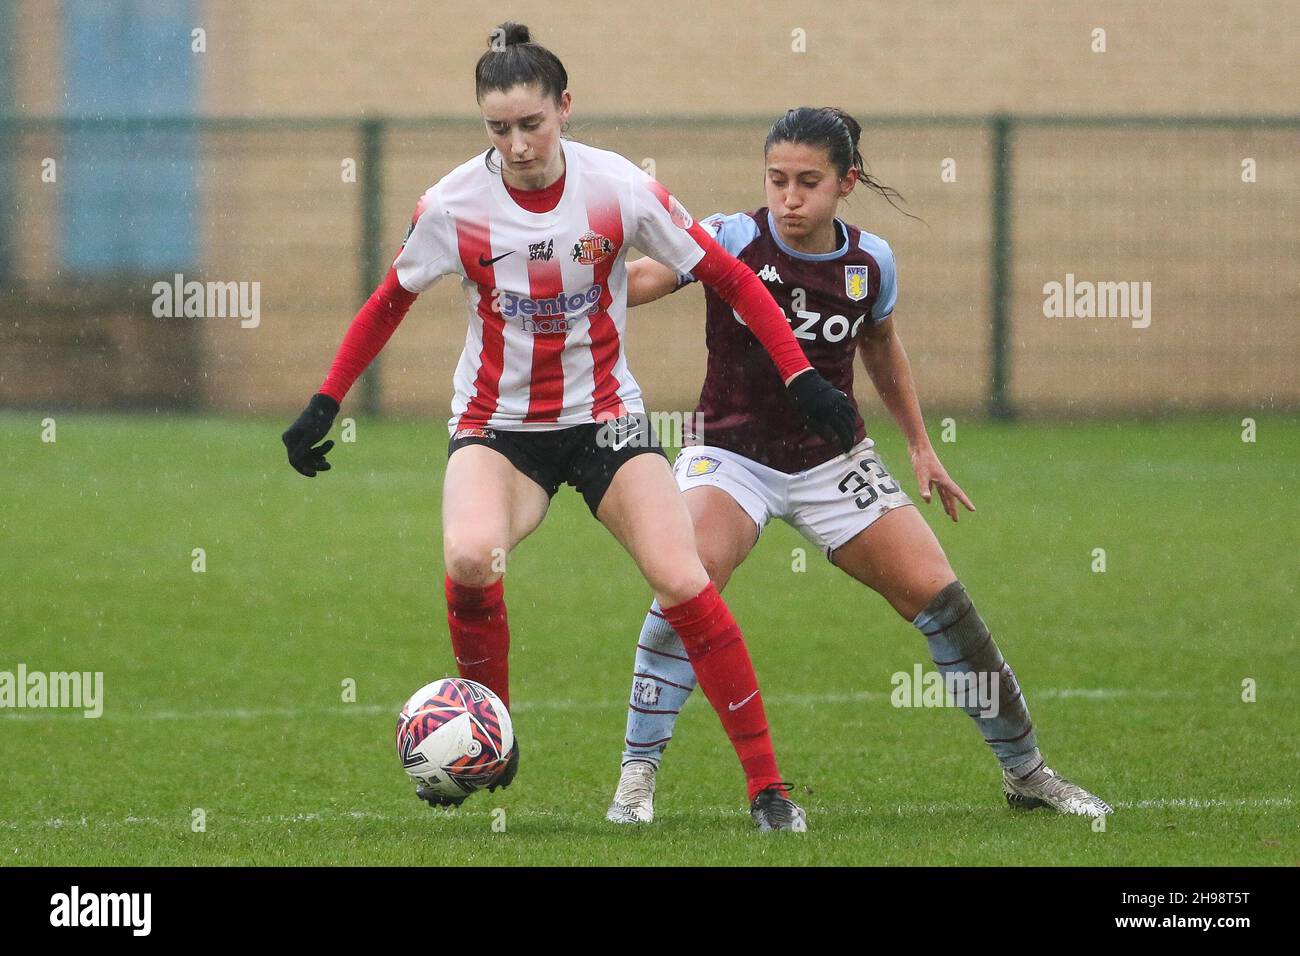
[{"xmin": 845, "ymin": 265, "xmax": 869, "ymax": 302}]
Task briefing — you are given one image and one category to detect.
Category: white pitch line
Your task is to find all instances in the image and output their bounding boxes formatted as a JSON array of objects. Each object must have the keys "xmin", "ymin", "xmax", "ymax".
[
  {"xmin": 873, "ymin": 796, "xmax": 1295, "ymax": 815},
  {"xmin": 1122, "ymin": 797, "xmax": 1294, "ymax": 810},
  {"xmin": 1, "ymin": 797, "xmax": 1291, "ymax": 832},
  {"xmin": 0, "ymin": 687, "xmax": 1178, "ymax": 723}
]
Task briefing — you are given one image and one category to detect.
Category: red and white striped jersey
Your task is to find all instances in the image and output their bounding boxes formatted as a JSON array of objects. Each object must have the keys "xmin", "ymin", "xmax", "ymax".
[{"xmin": 394, "ymin": 139, "xmax": 707, "ymax": 434}]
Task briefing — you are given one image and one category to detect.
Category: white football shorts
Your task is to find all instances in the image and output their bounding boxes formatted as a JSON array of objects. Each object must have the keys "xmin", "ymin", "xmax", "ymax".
[{"xmin": 671, "ymin": 439, "xmax": 914, "ymax": 560}]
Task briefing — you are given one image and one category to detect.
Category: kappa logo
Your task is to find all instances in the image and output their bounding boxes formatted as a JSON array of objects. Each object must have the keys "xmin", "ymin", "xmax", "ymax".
[
  {"xmin": 686, "ymin": 455, "xmax": 721, "ymax": 477},
  {"xmin": 571, "ymin": 230, "xmax": 615, "ymax": 265},
  {"xmin": 757, "ymin": 264, "xmax": 783, "ymax": 283},
  {"xmin": 845, "ymin": 265, "xmax": 870, "ymax": 302}
]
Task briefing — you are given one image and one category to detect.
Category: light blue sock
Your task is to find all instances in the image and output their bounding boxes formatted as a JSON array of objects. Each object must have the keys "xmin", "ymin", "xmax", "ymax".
[
  {"xmin": 620, "ymin": 601, "xmax": 698, "ymax": 767},
  {"xmin": 913, "ymin": 581, "xmax": 1042, "ymax": 774}
]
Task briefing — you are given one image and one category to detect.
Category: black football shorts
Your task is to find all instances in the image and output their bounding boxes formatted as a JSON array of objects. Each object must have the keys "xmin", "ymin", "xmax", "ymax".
[{"xmin": 446, "ymin": 414, "xmax": 667, "ymax": 516}]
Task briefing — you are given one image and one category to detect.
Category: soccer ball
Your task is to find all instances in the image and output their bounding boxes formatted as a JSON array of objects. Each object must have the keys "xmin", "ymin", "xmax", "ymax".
[{"xmin": 395, "ymin": 677, "xmax": 514, "ymax": 800}]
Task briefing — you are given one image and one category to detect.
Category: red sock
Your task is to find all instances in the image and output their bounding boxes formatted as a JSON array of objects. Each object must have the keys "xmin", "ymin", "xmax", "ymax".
[
  {"xmin": 660, "ymin": 582, "xmax": 781, "ymax": 801},
  {"xmin": 444, "ymin": 575, "xmax": 511, "ymax": 708}
]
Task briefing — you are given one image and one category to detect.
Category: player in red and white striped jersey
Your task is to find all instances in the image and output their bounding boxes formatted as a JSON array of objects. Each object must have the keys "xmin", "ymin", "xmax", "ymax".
[
  {"xmin": 280, "ymin": 23, "xmax": 858, "ymax": 830},
  {"xmin": 396, "ymin": 136, "xmax": 731, "ymax": 432}
]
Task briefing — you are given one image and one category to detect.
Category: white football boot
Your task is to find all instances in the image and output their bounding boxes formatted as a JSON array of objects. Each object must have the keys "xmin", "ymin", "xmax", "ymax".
[
  {"xmin": 1003, "ymin": 762, "xmax": 1113, "ymax": 817},
  {"xmin": 605, "ymin": 760, "xmax": 657, "ymax": 824}
]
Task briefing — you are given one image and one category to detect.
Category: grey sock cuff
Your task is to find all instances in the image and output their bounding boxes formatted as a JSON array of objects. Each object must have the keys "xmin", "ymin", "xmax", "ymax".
[
  {"xmin": 912, "ymin": 580, "xmax": 970, "ymax": 633},
  {"xmin": 1006, "ymin": 748, "xmax": 1044, "ymax": 777}
]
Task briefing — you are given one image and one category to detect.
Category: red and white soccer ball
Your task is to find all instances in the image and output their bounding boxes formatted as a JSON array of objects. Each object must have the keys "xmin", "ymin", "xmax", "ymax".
[{"xmin": 395, "ymin": 678, "xmax": 514, "ymax": 800}]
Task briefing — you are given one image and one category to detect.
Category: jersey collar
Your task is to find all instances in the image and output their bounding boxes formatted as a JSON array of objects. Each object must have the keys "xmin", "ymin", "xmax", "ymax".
[
  {"xmin": 766, "ymin": 209, "xmax": 849, "ymax": 261},
  {"xmin": 490, "ymin": 139, "xmax": 578, "ymax": 221}
]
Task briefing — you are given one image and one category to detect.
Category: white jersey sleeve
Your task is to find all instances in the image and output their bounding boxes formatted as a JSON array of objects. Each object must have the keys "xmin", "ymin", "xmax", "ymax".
[
  {"xmin": 393, "ymin": 187, "xmax": 460, "ymax": 294},
  {"xmin": 628, "ymin": 174, "xmax": 708, "ymax": 277}
]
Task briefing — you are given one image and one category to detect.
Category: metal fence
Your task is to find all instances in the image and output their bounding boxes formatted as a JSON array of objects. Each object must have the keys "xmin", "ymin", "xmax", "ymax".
[{"xmin": 1, "ymin": 114, "xmax": 1297, "ymax": 418}]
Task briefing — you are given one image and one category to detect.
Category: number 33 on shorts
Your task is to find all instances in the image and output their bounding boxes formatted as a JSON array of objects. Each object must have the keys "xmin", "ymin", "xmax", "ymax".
[{"xmin": 837, "ymin": 454, "xmax": 903, "ymax": 510}]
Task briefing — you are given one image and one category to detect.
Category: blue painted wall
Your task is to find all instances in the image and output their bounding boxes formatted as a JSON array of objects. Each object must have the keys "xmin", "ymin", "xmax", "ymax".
[{"xmin": 63, "ymin": 0, "xmax": 198, "ymax": 274}]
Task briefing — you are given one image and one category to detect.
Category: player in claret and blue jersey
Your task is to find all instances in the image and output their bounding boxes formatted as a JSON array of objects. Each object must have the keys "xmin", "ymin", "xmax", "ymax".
[{"xmin": 606, "ymin": 107, "xmax": 1113, "ymax": 823}]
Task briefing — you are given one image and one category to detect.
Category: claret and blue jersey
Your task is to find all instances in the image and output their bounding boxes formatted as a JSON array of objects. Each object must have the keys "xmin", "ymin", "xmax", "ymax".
[{"xmin": 676, "ymin": 208, "xmax": 898, "ymax": 473}]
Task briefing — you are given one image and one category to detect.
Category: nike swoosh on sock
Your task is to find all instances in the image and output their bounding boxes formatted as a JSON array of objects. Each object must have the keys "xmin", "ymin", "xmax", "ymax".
[{"xmin": 728, "ymin": 689, "xmax": 759, "ymax": 711}]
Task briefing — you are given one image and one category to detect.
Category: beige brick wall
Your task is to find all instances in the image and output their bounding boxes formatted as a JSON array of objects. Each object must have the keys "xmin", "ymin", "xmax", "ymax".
[
  {"xmin": 188, "ymin": 1, "xmax": 1300, "ymax": 119},
  {"xmin": 1009, "ymin": 126, "xmax": 1300, "ymax": 412},
  {"xmin": 6, "ymin": 0, "xmax": 1298, "ymax": 417},
  {"xmin": 9, "ymin": 0, "xmax": 61, "ymax": 116}
]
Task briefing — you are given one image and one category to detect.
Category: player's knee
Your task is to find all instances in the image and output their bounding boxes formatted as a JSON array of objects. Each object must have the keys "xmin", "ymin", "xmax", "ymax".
[
  {"xmin": 911, "ymin": 575, "xmax": 965, "ymax": 620},
  {"xmin": 651, "ymin": 567, "xmax": 712, "ymax": 609},
  {"xmin": 443, "ymin": 534, "xmax": 506, "ymax": 587},
  {"xmin": 699, "ymin": 553, "xmax": 736, "ymax": 591},
  {"xmin": 922, "ymin": 568, "xmax": 960, "ymax": 605}
]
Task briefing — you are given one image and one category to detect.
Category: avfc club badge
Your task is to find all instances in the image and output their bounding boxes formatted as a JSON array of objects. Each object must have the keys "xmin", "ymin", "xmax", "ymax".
[
  {"xmin": 845, "ymin": 265, "xmax": 869, "ymax": 302},
  {"xmin": 571, "ymin": 230, "xmax": 615, "ymax": 266},
  {"xmin": 686, "ymin": 455, "xmax": 721, "ymax": 477}
]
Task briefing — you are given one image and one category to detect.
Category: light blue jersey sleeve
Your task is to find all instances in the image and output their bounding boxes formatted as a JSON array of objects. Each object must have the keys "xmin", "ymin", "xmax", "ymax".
[
  {"xmin": 858, "ymin": 231, "xmax": 897, "ymax": 322},
  {"xmin": 673, "ymin": 212, "xmax": 760, "ymax": 289}
]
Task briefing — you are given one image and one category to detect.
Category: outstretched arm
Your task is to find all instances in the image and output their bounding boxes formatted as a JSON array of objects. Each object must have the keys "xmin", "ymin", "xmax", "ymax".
[
  {"xmin": 317, "ymin": 267, "xmax": 419, "ymax": 403},
  {"xmin": 283, "ymin": 189, "xmax": 448, "ymax": 477},
  {"xmin": 858, "ymin": 315, "xmax": 975, "ymax": 521},
  {"xmin": 281, "ymin": 267, "xmax": 419, "ymax": 477}
]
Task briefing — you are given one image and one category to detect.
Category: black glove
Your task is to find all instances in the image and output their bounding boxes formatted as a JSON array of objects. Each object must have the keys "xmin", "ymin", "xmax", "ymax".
[
  {"xmin": 281, "ymin": 393, "xmax": 340, "ymax": 477},
  {"xmin": 787, "ymin": 369, "xmax": 857, "ymax": 453}
]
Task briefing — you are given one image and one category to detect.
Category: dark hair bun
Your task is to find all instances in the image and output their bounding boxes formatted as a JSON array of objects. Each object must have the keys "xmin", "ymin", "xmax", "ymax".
[
  {"xmin": 827, "ymin": 107, "xmax": 862, "ymax": 146},
  {"xmin": 491, "ymin": 21, "xmax": 531, "ymax": 48}
]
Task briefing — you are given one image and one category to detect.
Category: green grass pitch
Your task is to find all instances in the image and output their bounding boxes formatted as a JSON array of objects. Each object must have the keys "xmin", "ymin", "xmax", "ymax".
[{"xmin": 1, "ymin": 411, "xmax": 1295, "ymax": 866}]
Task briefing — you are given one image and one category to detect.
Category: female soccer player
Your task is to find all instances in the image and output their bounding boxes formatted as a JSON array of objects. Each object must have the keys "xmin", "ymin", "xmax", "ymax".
[
  {"xmin": 606, "ymin": 107, "xmax": 1112, "ymax": 823},
  {"xmin": 281, "ymin": 26, "xmax": 860, "ymax": 831}
]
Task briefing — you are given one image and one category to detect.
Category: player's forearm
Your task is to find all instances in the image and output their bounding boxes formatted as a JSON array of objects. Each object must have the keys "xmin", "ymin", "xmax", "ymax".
[
  {"xmin": 626, "ymin": 257, "xmax": 678, "ymax": 307},
  {"xmin": 861, "ymin": 332, "xmax": 931, "ymax": 451},
  {"xmin": 318, "ymin": 268, "xmax": 419, "ymax": 402},
  {"xmin": 689, "ymin": 245, "xmax": 810, "ymax": 383}
]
